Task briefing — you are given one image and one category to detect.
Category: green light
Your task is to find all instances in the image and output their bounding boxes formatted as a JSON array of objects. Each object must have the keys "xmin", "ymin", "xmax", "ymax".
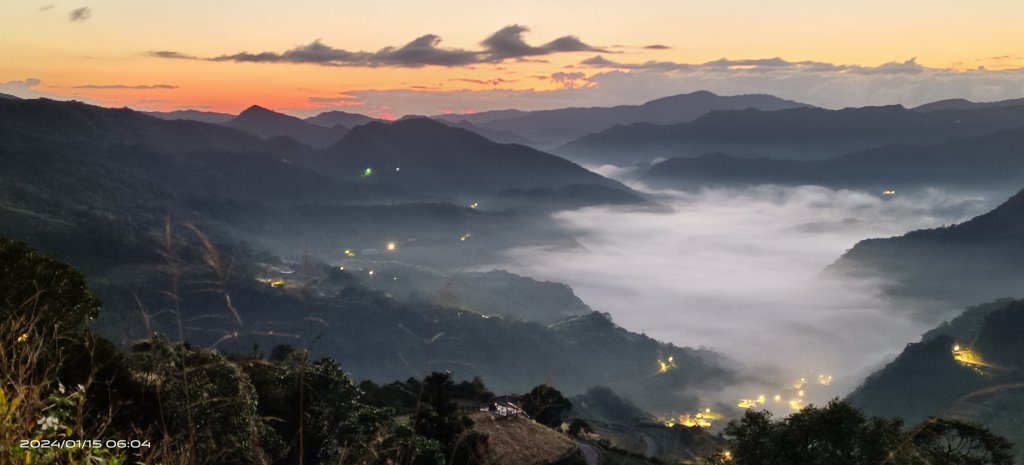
[{"xmin": 362, "ymin": 167, "xmax": 373, "ymax": 177}]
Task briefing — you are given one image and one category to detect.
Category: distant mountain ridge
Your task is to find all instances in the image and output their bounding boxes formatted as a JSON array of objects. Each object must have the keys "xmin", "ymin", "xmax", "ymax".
[
  {"xmin": 914, "ymin": 97, "xmax": 1024, "ymax": 112},
  {"xmin": 304, "ymin": 110, "xmax": 378, "ymax": 128},
  {"xmin": 560, "ymin": 104, "xmax": 1024, "ymax": 165},
  {"xmin": 0, "ymin": 98, "xmax": 279, "ymax": 153},
  {"xmin": 830, "ymin": 187, "xmax": 1024, "ymax": 309},
  {"xmin": 324, "ymin": 117, "xmax": 635, "ymax": 197},
  {"xmin": 145, "ymin": 109, "xmax": 235, "ymax": 124},
  {"xmin": 436, "ymin": 119, "xmax": 536, "ymax": 145},
  {"xmin": 640, "ymin": 124, "xmax": 1024, "ymax": 194},
  {"xmin": 224, "ymin": 105, "xmax": 350, "ymax": 148},
  {"xmin": 437, "ymin": 91, "xmax": 810, "ymax": 148}
]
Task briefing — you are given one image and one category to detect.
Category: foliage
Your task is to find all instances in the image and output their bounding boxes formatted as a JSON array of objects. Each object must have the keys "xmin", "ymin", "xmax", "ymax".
[
  {"xmin": 522, "ymin": 384, "xmax": 573, "ymax": 428},
  {"xmin": 0, "ymin": 238, "xmax": 100, "ymax": 335},
  {"xmin": 716, "ymin": 401, "xmax": 1014, "ymax": 465},
  {"xmin": 910, "ymin": 418, "xmax": 1014, "ymax": 465},
  {"xmin": 0, "ymin": 239, "xmax": 129, "ymax": 464},
  {"xmin": 125, "ymin": 336, "xmax": 265, "ymax": 465},
  {"xmin": 241, "ymin": 350, "xmax": 395, "ymax": 465}
]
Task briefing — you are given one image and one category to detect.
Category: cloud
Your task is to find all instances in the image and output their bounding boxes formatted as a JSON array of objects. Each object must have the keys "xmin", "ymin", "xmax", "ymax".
[
  {"xmin": 845, "ymin": 58, "xmax": 925, "ymax": 75},
  {"xmin": 580, "ymin": 55, "xmax": 621, "ymax": 67},
  {"xmin": 68, "ymin": 7, "xmax": 90, "ymax": 22},
  {"xmin": 207, "ymin": 36, "xmax": 480, "ymax": 67},
  {"xmin": 495, "ymin": 185, "xmax": 994, "ymax": 405},
  {"xmin": 550, "ymin": 71, "xmax": 591, "ymax": 89},
  {"xmin": 478, "ymin": 25, "xmax": 607, "ymax": 61},
  {"xmin": 147, "ymin": 50, "xmax": 198, "ymax": 60},
  {"xmin": 1, "ymin": 78, "xmax": 49, "ymax": 99},
  {"xmin": 307, "ymin": 96, "xmax": 363, "ymax": 105},
  {"xmin": 449, "ymin": 77, "xmax": 516, "ymax": 86},
  {"xmin": 581, "ymin": 55, "xmax": 851, "ymax": 73},
  {"xmin": 152, "ymin": 25, "xmax": 606, "ymax": 68},
  {"xmin": 644, "ymin": 44, "xmax": 671, "ymax": 50},
  {"xmin": 38, "ymin": 4, "xmax": 54, "ymax": 11},
  {"xmin": 72, "ymin": 84, "xmax": 178, "ymax": 90}
]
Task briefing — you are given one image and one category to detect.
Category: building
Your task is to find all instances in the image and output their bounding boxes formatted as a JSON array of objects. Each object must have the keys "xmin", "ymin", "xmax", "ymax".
[{"xmin": 483, "ymin": 395, "xmax": 527, "ymax": 418}]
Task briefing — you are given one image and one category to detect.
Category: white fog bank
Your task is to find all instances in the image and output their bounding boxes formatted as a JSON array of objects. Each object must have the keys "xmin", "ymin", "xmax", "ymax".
[{"xmin": 496, "ymin": 185, "xmax": 994, "ymax": 400}]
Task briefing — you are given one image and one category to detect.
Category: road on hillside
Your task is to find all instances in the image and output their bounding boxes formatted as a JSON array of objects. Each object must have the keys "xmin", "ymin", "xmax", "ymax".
[{"xmin": 576, "ymin": 439, "xmax": 604, "ymax": 465}]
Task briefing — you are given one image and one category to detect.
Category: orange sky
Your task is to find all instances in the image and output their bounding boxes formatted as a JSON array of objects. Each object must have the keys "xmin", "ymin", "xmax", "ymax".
[{"xmin": 2, "ymin": 0, "xmax": 1023, "ymax": 116}]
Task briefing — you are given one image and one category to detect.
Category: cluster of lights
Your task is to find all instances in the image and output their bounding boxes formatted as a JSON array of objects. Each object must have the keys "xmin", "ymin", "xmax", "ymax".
[
  {"xmin": 737, "ymin": 373, "xmax": 832, "ymax": 412},
  {"xmin": 952, "ymin": 343, "xmax": 987, "ymax": 368},
  {"xmin": 657, "ymin": 356, "xmax": 676, "ymax": 373},
  {"xmin": 664, "ymin": 408, "xmax": 722, "ymax": 428}
]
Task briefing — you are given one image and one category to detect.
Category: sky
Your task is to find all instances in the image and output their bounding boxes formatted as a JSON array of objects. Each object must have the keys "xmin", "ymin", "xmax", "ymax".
[{"xmin": 3, "ymin": 1, "xmax": 1024, "ymax": 117}]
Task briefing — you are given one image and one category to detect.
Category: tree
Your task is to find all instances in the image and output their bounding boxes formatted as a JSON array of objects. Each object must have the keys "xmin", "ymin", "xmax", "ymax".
[
  {"xmin": 411, "ymin": 372, "xmax": 489, "ymax": 465},
  {"xmin": 243, "ymin": 350, "xmax": 393, "ymax": 465},
  {"xmin": 127, "ymin": 336, "xmax": 265, "ymax": 465},
  {"xmin": 722, "ymin": 400, "xmax": 909, "ymax": 465},
  {"xmin": 910, "ymin": 418, "xmax": 1013, "ymax": 465},
  {"xmin": 522, "ymin": 384, "xmax": 572, "ymax": 428},
  {"xmin": 0, "ymin": 238, "xmax": 100, "ymax": 336},
  {"xmin": 718, "ymin": 401, "xmax": 1015, "ymax": 465}
]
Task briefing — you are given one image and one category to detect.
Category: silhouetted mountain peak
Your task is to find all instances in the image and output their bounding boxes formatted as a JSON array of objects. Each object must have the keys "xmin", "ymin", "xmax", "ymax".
[
  {"xmin": 327, "ymin": 117, "xmax": 633, "ymax": 197},
  {"xmin": 225, "ymin": 105, "xmax": 348, "ymax": 148},
  {"xmin": 237, "ymin": 104, "xmax": 281, "ymax": 118}
]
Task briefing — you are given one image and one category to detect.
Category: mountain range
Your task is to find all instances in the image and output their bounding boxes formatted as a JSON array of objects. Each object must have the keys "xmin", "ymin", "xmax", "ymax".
[
  {"xmin": 847, "ymin": 298, "xmax": 1024, "ymax": 464},
  {"xmin": 830, "ymin": 187, "xmax": 1024, "ymax": 311},
  {"xmin": 145, "ymin": 108, "xmax": 235, "ymax": 124},
  {"xmin": 304, "ymin": 109, "xmax": 379, "ymax": 128},
  {"xmin": 558, "ymin": 104, "xmax": 1024, "ymax": 165},
  {"xmin": 223, "ymin": 105, "xmax": 351, "ymax": 148},
  {"xmin": 436, "ymin": 90, "xmax": 810, "ymax": 148},
  {"xmin": 322, "ymin": 117, "xmax": 631, "ymax": 197},
  {"xmin": 0, "ymin": 96, "xmax": 734, "ymax": 417},
  {"xmin": 913, "ymin": 97, "xmax": 1024, "ymax": 112},
  {"xmin": 639, "ymin": 124, "xmax": 1024, "ymax": 195}
]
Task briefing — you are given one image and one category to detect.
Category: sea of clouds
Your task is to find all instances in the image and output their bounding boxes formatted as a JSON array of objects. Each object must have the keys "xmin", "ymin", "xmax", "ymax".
[{"xmin": 497, "ymin": 184, "xmax": 996, "ymax": 403}]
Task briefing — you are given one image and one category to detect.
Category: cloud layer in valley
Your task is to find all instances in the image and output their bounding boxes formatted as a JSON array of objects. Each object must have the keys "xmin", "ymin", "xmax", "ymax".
[{"xmin": 494, "ymin": 185, "xmax": 994, "ymax": 404}]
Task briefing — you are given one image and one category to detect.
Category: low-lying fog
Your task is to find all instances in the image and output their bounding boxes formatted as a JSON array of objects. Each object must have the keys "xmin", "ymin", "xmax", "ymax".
[{"xmin": 496, "ymin": 183, "xmax": 995, "ymax": 404}]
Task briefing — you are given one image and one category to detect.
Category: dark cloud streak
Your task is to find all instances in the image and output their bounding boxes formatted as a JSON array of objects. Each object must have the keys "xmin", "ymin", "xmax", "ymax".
[
  {"xmin": 68, "ymin": 6, "xmax": 90, "ymax": 22},
  {"xmin": 72, "ymin": 84, "xmax": 178, "ymax": 90},
  {"xmin": 147, "ymin": 51, "xmax": 198, "ymax": 60},
  {"xmin": 150, "ymin": 25, "xmax": 606, "ymax": 68}
]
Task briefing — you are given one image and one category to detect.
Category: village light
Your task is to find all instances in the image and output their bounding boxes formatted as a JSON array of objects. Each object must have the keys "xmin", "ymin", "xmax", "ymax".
[{"xmin": 386, "ymin": 241, "xmax": 396, "ymax": 252}]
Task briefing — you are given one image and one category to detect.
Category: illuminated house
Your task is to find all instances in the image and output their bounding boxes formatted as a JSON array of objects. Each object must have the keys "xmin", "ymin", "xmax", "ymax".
[{"xmin": 485, "ymin": 395, "xmax": 527, "ymax": 418}]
